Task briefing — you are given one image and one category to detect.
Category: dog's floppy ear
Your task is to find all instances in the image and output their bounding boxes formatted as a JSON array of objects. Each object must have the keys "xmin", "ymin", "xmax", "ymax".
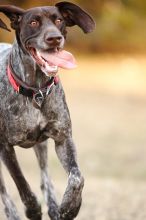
[
  {"xmin": 56, "ymin": 1, "xmax": 96, "ymax": 33},
  {"xmin": 0, "ymin": 5, "xmax": 25, "ymax": 31}
]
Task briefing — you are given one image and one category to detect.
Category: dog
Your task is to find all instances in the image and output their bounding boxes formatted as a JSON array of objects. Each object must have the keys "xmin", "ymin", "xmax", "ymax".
[{"xmin": 0, "ymin": 2, "xmax": 95, "ymax": 220}]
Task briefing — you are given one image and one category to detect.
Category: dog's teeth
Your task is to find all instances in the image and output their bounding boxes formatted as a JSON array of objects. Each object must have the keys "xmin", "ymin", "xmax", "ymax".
[{"xmin": 36, "ymin": 50, "xmax": 41, "ymax": 58}]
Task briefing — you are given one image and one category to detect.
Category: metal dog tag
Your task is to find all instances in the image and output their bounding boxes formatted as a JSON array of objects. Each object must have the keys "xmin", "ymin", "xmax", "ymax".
[{"xmin": 33, "ymin": 90, "xmax": 44, "ymax": 109}]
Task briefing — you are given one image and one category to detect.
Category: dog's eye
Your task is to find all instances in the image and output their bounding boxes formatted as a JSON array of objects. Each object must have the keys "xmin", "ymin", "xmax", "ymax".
[
  {"xmin": 30, "ymin": 20, "xmax": 39, "ymax": 27},
  {"xmin": 55, "ymin": 19, "xmax": 62, "ymax": 26}
]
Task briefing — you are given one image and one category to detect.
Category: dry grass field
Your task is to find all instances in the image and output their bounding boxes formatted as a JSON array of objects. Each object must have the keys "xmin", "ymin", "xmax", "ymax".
[{"xmin": 1, "ymin": 55, "xmax": 146, "ymax": 219}]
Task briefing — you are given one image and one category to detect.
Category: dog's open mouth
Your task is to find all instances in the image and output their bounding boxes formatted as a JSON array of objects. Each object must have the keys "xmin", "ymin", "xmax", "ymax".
[{"xmin": 29, "ymin": 48, "xmax": 77, "ymax": 76}]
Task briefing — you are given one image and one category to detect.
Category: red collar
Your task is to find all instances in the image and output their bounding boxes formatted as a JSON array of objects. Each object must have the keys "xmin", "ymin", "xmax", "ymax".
[
  {"xmin": 7, "ymin": 63, "xmax": 59, "ymax": 108},
  {"xmin": 7, "ymin": 64, "xmax": 20, "ymax": 92},
  {"xmin": 7, "ymin": 63, "xmax": 59, "ymax": 96}
]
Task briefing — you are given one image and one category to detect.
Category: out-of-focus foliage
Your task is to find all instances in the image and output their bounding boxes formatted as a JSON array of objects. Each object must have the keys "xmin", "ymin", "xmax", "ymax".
[{"xmin": 1, "ymin": 0, "xmax": 146, "ymax": 53}]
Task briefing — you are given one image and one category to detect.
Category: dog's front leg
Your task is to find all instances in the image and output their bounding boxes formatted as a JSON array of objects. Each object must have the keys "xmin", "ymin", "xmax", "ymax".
[
  {"xmin": 34, "ymin": 141, "xmax": 59, "ymax": 220},
  {"xmin": 1, "ymin": 146, "xmax": 42, "ymax": 220},
  {"xmin": 55, "ymin": 136, "xmax": 84, "ymax": 220},
  {"xmin": 0, "ymin": 161, "xmax": 21, "ymax": 220}
]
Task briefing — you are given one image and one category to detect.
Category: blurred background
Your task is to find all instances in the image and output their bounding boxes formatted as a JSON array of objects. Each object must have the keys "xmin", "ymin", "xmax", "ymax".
[{"xmin": 1, "ymin": 0, "xmax": 146, "ymax": 219}]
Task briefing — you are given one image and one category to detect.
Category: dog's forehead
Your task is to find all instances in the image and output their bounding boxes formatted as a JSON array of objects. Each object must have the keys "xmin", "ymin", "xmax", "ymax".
[{"xmin": 24, "ymin": 6, "xmax": 60, "ymax": 18}]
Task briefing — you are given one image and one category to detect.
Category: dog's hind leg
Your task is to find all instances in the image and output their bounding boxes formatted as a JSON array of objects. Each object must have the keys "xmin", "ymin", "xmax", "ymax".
[
  {"xmin": 55, "ymin": 136, "xmax": 84, "ymax": 220},
  {"xmin": 1, "ymin": 146, "xmax": 42, "ymax": 220},
  {"xmin": 34, "ymin": 141, "xmax": 59, "ymax": 220},
  {"xmin": 0, "ymin": 161, "xmax": 20, "ymax": 220}
]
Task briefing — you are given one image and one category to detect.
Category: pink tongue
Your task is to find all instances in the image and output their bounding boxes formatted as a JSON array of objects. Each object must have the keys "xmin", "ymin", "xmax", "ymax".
[{"xmin": 40, "ymin": 50, "xmax": 77, "ymax": 69}]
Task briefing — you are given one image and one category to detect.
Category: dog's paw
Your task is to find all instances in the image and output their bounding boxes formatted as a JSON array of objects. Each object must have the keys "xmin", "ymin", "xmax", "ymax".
[{"xmin": 59, "ymin": 169, "xmax": 84, "ymax": 219}]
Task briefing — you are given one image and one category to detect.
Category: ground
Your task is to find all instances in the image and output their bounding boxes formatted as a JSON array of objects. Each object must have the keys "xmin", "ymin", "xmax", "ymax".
[{"xmin": 1, "ymin": 55, "xmax": 146, "ymax": 219}]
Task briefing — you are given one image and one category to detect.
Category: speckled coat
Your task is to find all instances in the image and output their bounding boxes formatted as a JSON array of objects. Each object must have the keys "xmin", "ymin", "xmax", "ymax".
[
  {"xmin": 0, "ymin": 42, "xmax": 71, "ymax": 148},
  {"xmin": 0, "ymin": 2, "xmax": 95, "ymax": 220}
]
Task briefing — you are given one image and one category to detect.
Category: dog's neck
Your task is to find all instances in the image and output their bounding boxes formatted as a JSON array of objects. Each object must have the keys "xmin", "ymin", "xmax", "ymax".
[{"xmin": 10, "ymin": 41, "xmax": 50, "ymax": 88}]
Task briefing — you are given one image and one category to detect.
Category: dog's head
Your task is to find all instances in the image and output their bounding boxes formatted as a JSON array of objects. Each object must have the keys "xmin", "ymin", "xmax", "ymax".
[{"xmin": 0, "ymin": 2, "xmax": 95, "ymax": 76}]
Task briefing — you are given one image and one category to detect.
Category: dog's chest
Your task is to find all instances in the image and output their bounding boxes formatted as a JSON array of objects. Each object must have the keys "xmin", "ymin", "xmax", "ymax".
[
  {"xmin": 1, "ymin": 83, "xmax": 70, "ymax": 147},
  {"xmin": 5, "ymin": 96, "xmax": 69, "ymax": 148},
  {"xmin": 6, "ymin": 104, "xmax": 48, "ymax": 147}
]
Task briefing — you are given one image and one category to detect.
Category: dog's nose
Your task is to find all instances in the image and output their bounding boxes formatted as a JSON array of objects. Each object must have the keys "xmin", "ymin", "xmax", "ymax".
[{"xmin": 45, "ymin": 35, "xmax": 63, "ymax": 47}]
